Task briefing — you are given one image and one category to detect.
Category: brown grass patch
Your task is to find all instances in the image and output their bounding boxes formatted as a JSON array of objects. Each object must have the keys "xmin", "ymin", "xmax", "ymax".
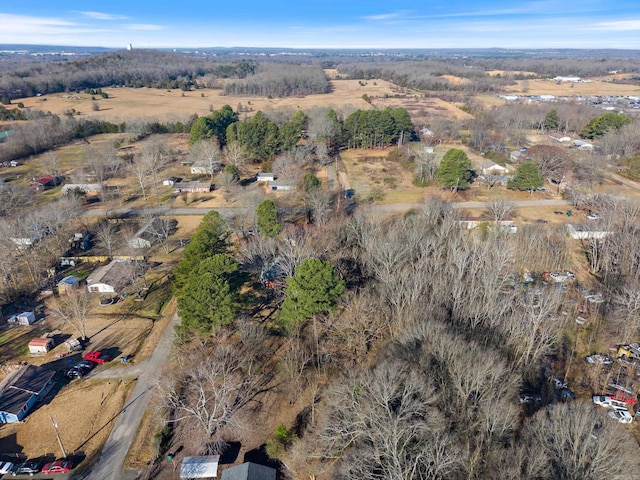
[
  {"xmin": 0, "ymin": 378, "xmax": 134, "ymax": 459},
  {"xmin": 15, "ymin": 79, "xmax": 400, "ymax": 122},
  {"xmin": 503, "ymin": 78, "xmax": 640, "ymax": 96},
  {"xmin": 439, "ymin": 74, "xmax": 471, "ymax": 85},
  {"xmin": 486, "ymin": 70, "xmax": 536, "ymax": 77},
  {"xmin": 371, "ymin": 95, "xmax": 473, "ymax": 120}
]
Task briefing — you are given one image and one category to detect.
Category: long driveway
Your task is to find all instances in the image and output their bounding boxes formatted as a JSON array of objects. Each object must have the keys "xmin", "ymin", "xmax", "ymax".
[{"xmin": 75, "ymin": 313, "xmax": 180, "ymax": 480}]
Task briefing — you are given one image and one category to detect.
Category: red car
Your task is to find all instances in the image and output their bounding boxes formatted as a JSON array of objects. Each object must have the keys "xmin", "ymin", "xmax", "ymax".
[
  {"xmin": 83, "ymin": 351, "xmax": 110, "ymax": 364},
  {"xmin": 42, "ymin": 459, "xmax": 73, "ymax": 474}
]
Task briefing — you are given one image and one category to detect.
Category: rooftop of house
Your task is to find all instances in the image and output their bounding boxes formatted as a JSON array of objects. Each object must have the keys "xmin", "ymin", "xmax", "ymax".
[
  {"xmin": 86, "ymin": 260, "xmax": 130, "ymax": 289},
  {"xmin": 0, "ymin": 365, "xmax": 55, "ymax": 415}
]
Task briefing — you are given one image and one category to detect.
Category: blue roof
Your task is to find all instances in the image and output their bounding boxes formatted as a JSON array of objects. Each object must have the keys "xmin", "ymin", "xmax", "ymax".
[{"xmin": 59, "ymin": 276, "xmax": 78, "ymax": 285}]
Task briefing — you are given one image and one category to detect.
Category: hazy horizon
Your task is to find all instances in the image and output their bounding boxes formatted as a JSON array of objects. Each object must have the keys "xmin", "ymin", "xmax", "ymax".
[{"xmin": 2, "ymin": 1, "xmax": 640, "ymax": 50}]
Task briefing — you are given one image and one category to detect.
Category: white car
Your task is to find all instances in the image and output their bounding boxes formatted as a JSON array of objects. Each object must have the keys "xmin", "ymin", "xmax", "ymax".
[
  {"xmin": 587, "ymin": 213, "xmax": 600, "ymax": 220},
  {"xmin": 0, "ymin": 461, "xmax": 14, "ymax": 474},
  {"xmin": 608, "ymin": 408, "xmax": 634, "ymax": 424},
  {"xmin": 593, "ymin": 395, "xmax": 628, "ymax": 409}
]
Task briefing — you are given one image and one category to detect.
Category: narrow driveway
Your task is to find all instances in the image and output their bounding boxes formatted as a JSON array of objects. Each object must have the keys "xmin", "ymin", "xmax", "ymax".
[{"xmin": 77, "ymin": 313, "xmax": 180, "ymax": 480}]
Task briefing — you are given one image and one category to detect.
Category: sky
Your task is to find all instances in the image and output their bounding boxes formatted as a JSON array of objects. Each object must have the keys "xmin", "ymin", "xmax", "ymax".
[{"xmin": 1, "ymin": 0, "xmax": 640, "ymax": 50}]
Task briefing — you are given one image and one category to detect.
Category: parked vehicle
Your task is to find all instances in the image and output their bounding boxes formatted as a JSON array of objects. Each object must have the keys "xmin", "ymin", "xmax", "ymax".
[
  {"xmin": 585, "ymin": 354, "xmax": 612, "ymax": 365},
  {"xmin": 11, "ymin": 459, "xmax": 42, "ymax": 476},
  {"xmin": 592, "ymin": 395, "xmax": 628, "ymax": 409},
  {"xmin": 83, "ymin": 351, "xmax": 110, "ymax": 365},
  {"xmin": 587, "ymin": 213, "xmax": 600, "ymax": 220},
  {"xmin": 608, "ymin": 408, "xmax": 633, "ymax": 424},
  {"xmin": 42, "ymin": 459, "xmax": 73, "ymax": 474},
  {"xmin": 0, "ymin": 462, "xmax": 14, "ymax": 474}
]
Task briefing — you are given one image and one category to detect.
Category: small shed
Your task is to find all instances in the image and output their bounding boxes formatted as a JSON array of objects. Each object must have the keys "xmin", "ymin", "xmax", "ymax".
[
  {"xmin": 221, "ymin": 462, "xmax": 276, "ymax": 480},
  {"xmin": 28, "ymin": 337, "xmax": 54, "ymax": 355},
  {"xmin": 8, "ymin": 311, "xmax": 36, "ymax": 326},
  {"xmin": 57, "ymin": 276, "xmax": 79, "ymax": 294},
  {"xmin": 180, "ymin": 455, "xmax": 220, "ymax": 479}
]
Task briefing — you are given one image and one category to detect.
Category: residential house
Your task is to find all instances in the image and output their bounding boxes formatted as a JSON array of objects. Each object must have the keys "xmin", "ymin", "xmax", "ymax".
[
  {"xmin": 190, "ymin": 162, "xmax": 217, "ymax": 175},
  {"xmin": 10, "ymin": 233, "xmax": 41, "ymax": 250},
  {"xmin": 480, "ymin": 160, "xmax": 510, "ymax": 176},
  {"xmin": 174, "ymin": 181, "xmax": 212, "ymax": 193},
  {"xmin": 30, "ymin": 175, "xmax": 63, "ymax": 191},
  {"xmin": 554, "ymin": 76, "xmax": 582, "ymax": 83},
  {"xmin": 269, "ymin": 181, "xmax": 295, "ymax": 191},
  {"xmin": 163, "ymin": 177, "xmax": 179, "ymax": 187},
  {"xmin": 573, "ymin": 140, "xmax": 593, "ymax": 151},
  {"xmin": 458, "ymin": 217, "xmax": 516, "ymax": 231},
  {"xmin": 256, "ymin": 173, "xmax": 276, "ymax": 183},
  {"xmin": 179, "ymin": 456, "xmax": 220, "ymax": 479},
  {"xmin": 86, "ymin": 260, "xmax": 131, "ymax": 293},
  {"xmin": 128, "ymin": 218, "xmax": 176, "ymax": 249},
  {"xmin": 57, "ymin": 275, "xmax": 79, "ymax": 294},
  {"xmin": 28, "ymin": 337, "xmax": 54, "ymax": 355},
  {"xmin": 61, "ymin": 183, "xmax": 103, "ymax": 195},
  {"xmin": 221, "ymin": 462, "xmax": 276, "ymax": 480},
  {"xmin": 549, "ymin": 135, "xmax": 572, "ymax": 143},
  {"xmin": 510, "ymin": 150, "xmax": 526, "ymax": 162},
  {"xmin": 566, "ymin": 224, "xmax": 612, "ymax": 240},
  {"xmin": 0, "ymin": 365, "xmax": 56, "ymax": 423}
]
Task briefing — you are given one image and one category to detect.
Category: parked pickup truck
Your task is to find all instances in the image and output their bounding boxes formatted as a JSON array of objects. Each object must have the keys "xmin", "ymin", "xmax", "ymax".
[{"xmin": 83, "ymin": 351, "xmax": 111, "ymax": 365}]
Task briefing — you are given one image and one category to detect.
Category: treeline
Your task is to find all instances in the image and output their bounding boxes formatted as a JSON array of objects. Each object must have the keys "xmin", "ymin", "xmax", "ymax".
[
  {"xmin": 190, "ymin": 105, "xmax": 414, "ymax": 160},
  {"xmin": 222, "ymin": 64, "xmax": 329, "ymax": 97},
  {"xmin": 337, "ymin": 60, "xmax": 513, "ymax": 92},
  {"xmin": 0, "ymin": 51, "xmax": 258, "ymax": 100},
  {"xmin": 0, "ymin": 112, "xmax": 195, "ymax": 163}
]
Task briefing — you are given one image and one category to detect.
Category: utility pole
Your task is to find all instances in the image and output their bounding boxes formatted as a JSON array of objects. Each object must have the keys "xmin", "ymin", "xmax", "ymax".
[{"xmin": 50, "ymin": 415, "xmax": 67, "ymax": 458}]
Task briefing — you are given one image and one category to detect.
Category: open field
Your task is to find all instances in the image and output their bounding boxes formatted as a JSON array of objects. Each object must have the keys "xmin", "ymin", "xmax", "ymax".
[
  {"xmin": 503, "ymin": 78, "xmax": 640, "ymax": 96},
  {"xmin": 13, "ymin": 78, "xmax": 470, "ymax": 123}
]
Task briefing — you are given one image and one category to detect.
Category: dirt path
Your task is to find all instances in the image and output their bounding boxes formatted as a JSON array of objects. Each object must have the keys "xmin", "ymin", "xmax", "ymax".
[{"xmin": 76, "ymin": 312, "xmax": 180, "ymax": 480}]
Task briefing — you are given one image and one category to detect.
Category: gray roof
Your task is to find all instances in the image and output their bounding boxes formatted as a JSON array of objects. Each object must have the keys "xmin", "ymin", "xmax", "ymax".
[
  {"xmin": 0, "ymin": 365, "xmax": 55, "ymax": 415},
  {"xmin": 87, "ymin": 260, "xmax": 131, "ymax": 290},
  {"xmin": 221, "ymin": 463, "xmax": 276, "ymax": 480}
]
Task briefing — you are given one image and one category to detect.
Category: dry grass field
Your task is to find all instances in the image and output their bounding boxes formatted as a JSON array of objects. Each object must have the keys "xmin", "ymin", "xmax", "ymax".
[
  {"xmin": 14, "ymin": 78, "xmax": 470, "ymax": 124},
  {"xmin": 486, "ymin": 69, "xmax": 537, "ymax": 77},
  {"xmin": 503, "ymin": 78, "xmax": 640, "ymax": 96}
]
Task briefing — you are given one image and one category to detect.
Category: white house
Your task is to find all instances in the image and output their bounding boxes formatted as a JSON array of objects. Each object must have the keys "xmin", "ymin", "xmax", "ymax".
[
  {"xmin": 269, "ymin": 181, "xmax": 295, "ymax": 191},
  {"xmin": 554, "ymin": 76, "xmax": 582, "ymax": 83},
  {"xmin": 190, "ymin": 161, "xmax": 220, "ymax": 175},
  {"xmin": 480, "ymin": 160, "xmax": 510, "ymax": 176},
  {"xmin": 256, "ymin": 172, "xmax": 276, "ymax": 182},
  {"xmin": 86, "ymin": 260, "xmax": 131, "ymax": 293},
  {"xmin": 10, "ymin": 233, "xmax": 41, "ymax": 250},
  {"xmin": 567, "ymin": 224, "xmax": 612, "ymax": 240}
]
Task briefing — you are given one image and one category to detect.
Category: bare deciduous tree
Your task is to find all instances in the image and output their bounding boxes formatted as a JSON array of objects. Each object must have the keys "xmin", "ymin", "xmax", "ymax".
[{"xmin": 48, "ymin": 289, "xmax": 95, "ymax": 341}]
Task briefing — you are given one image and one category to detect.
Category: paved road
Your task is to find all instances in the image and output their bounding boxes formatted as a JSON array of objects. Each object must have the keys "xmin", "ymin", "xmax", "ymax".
[
  {"xmin": 369, "ymin": 198, "xmax": 571, "ymax": 213},
  {"xmin": 84, "ymin": 198, "xmax": 571, "ymax": 218},
  {"xmin": 79, "ymin": 313, "xmax": 180, "ymax": 480}
]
